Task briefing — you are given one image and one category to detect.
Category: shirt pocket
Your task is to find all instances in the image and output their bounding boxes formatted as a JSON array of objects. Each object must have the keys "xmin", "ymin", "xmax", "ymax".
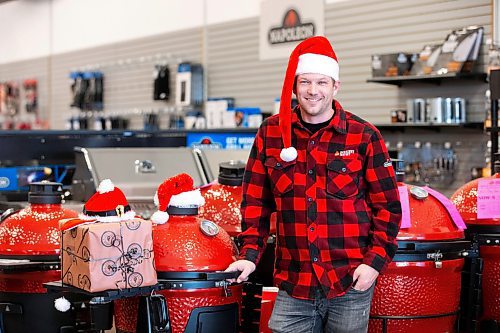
[
  {"xmin": 264, "ymin": 156, "xmax": 296, "ymax": 196},
  {"xmin": 326, "ymin": 158, "xmax": 363, "ymax": 199}
]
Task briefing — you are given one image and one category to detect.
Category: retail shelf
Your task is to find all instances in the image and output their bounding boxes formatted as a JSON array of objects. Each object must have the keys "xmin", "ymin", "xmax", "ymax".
[
  {"xmin": 485, "ymin": 127, "xmax": 500, "ymax": 134},
  {"xmin": 44, "ymin": 281, "xmax": 161, "ymax": 301},
  {"xmin": 375, "ymin": 122, "xmax": 484, "ymax": 132},
  {"xmin": 367, "ymin": 72, "xmax": 488, "ymax": 87}
]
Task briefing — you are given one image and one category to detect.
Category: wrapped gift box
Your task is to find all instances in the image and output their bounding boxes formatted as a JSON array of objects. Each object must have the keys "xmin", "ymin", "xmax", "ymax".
[{"xmin": 61, "ymin": 218, "xmax": 157, "ymax": 293}]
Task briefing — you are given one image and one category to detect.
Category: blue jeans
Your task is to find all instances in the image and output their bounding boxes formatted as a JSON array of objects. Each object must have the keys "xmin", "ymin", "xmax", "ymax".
[{"xmin": 268, "ymin": 284, "xmax": 374, "ymax": 333}]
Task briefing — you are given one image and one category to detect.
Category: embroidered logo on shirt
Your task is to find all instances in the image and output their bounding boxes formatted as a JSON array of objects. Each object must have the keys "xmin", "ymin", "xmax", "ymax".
[
  {"xmin": 383, "ymin": 159, "xmax": 392, "ymax": 167},
  {"xmin": 334, "ymin": 149, "xmax": 355, "ymax": 157}
]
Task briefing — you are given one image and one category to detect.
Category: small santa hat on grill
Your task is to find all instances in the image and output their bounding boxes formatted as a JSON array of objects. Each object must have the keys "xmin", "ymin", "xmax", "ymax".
[
  {"xmin": 279, "ymin": 36, "xmax": 339, "ymax": 162},
  {"xmin": 79, "ymin": 179, "xmax": 135, "ymax": 223},
  {"xmin": 151, "ymin": 173, "xmax": 205, "ymax": 224}
]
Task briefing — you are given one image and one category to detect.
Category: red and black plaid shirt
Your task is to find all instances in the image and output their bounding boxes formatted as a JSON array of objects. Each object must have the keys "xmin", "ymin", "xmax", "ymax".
[{"xmin": 239, "ymin": 100, "xmax": 402, "ymax": 300}]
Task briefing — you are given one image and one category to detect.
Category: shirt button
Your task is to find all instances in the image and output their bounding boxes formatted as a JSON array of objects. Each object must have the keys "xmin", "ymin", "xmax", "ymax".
[
  {"xmin": 310, "ymin": 227, "xmax": 315, "ymax": 232},
  {"xmin": 276, "ymin": 163, "xmax": 281, "ymax": 167},
  {"xmin": 308, "ymin": 169, "xmax": 314, "ymax": 174},
  {"xmin": 313, "ymin": 257, "xmax": 318, "ymax": 262},
  {"xmin": 311, "ymin": 140, "xmax": 315, "ymax": 145},
  {"xmin": 341, "ymin": 167, "xmax": 347, "ymax": 172},
  {"xmin": 308, "ymin": 197, "xmax": 313, "ymax": 202}
]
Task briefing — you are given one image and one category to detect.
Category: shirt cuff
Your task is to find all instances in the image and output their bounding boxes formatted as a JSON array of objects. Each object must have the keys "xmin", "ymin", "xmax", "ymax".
[
  {"xmin": 239, "ymin": 248, "xmax": 259, "ymax": 265},
  {"xmin": 362, "ymin": 251, "xmax": 389, "ymax": 273}
]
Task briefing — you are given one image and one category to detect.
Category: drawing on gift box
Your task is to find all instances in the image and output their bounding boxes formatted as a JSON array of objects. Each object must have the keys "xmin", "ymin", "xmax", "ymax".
[
  {"xmin": 66, "ymin": 271, "xmax": 73, "ymax": 285},
  {"xmin": 128, "ymin": 272, "xmax": 144, "ymax": 287},
  {"xmin": 78, "ymin": 274, "xmax": 91, "ymax": 290},
  {"xmin": 66, "ymin": 246, "xmax": 77, "ymax": 263},
  {"xmin": 128, "ymin": 243, "xmax": 143, "ymax": 259},
  {"xmin": 101, "ymin": 231, "xmax": 121, "ymax": 247},
  {"xmin": 98, "ymin": 235, "xmax": 152, "ymax": 289},
  {"xmin": 102, "ymin": 259, "xmax": 117, "ymax": 276},
  {"xmin": 81, "ymin": 246, "xmax": 90, "ymax": 261},
  {"xmin": 125, "ymin": 219, "xmax": 141, "ymax": 230},
  {"xmin": 70, "ymin": 228, "xmax": 78, "ymax": 238}
]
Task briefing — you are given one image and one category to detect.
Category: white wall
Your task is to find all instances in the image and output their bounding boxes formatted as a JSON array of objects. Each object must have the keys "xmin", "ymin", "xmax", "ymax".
[
  {"xmin": 0, "ymin": 0, "xmax": 51, "ymax": 64},
  {"xmin": 51, "ymin": 0, "xmax": 205, "ymax": 54},
  {"xmin": 0, "ymin": 0, "xmax": 348, "ymax": 65}
]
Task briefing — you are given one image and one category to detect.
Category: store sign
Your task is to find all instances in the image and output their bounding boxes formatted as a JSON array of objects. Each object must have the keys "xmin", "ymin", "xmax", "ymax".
[
  {"xmin": 260, "ymin": 0, "xmax": 324, "ymax": 60},
  {"xmin": 0, "ymin": 168, "xmax": 17, "ymax": 191},
  {"xmin": 187, "ymin": 132, "xmax": 256, "ymax": 150},
  {"xmin": 268, "ymin": 9, "xmax": 315, "ymax": 45}
]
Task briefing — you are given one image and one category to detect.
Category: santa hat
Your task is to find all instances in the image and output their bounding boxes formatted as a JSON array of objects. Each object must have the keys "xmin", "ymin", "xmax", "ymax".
[
  {"xmin": 78, "ymin": 179, "xmax": 135, "ymax": 223},
  {"xmin": 279, "ymin": 36, "xmax": 339, "ymax": 162},
  {"xmin": 151, "ymin": 173, "xmax": 205, "ymax": 224}
]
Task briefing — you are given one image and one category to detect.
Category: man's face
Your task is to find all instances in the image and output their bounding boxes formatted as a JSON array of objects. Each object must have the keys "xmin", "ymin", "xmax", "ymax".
[{"xmin": 295, "ymin": 73, "xmax": 339, "ymax": 123}]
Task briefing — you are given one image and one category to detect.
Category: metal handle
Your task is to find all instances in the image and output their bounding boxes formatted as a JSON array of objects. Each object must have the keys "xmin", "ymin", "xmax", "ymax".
[
  {"xmin": 148, "ymin": 294, "xmax": 170, "ymax": 333},
  {"xmin": 0, "ymin": 209, "xmax": 18, "ymax": 224},
  {"xmin": 135, "ymin": 160, "xmax": 156, "ymax": 174}
]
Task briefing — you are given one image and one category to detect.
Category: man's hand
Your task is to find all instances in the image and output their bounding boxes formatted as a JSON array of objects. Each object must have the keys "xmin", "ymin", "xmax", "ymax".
[
  {"xmin": 224, "ymin": 260, "xmax": 257, "ymax": 283},
  {"xmin": 352, "ymin": 264, "xmax": 379, "ymax": 291}
]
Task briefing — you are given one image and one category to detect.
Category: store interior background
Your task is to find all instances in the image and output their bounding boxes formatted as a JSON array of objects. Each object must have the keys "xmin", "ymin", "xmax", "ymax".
[{"xmin": 0, "ymin": 0, "xmax": 497, "ymax": 195}]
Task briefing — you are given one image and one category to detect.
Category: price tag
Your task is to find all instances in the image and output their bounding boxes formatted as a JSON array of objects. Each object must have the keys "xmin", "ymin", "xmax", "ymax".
[
  {"xmin": 398, "ymin": 186, "xmax": 412, "ymax": 229},
  {"xmin": 477, "ymin": 178, "xmax": 500, "ymax": 219}
]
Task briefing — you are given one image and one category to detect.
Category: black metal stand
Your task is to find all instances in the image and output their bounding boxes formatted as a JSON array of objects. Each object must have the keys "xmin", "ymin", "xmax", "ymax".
[
  {"xmin": 45, "ymin": 281, "xmax": 165, "ymax": 332},
  {"xmin": 370, "ymin": 310, "xmax": 461, "ymax": 333},
  {"xmin": 460, "ymin": 230, "xmax": 500, "ymax": 333},
  {"xmin": 460, "ymin": 235, "xmax": 482, "ymax": 333},
  {"xmin": 0, "ymin": 260, "xmax": 59, "ymax": 273},
  {"xmin": 44, "ymin": 281, "xmax": 161, "ymax": 302},
  {"xmin": 240, "ymin": 283, "xmax": 263, "ymax": 333},
  {"xmin": 490, "ymin": 69, "xmax": 500, "ymax": 174}
]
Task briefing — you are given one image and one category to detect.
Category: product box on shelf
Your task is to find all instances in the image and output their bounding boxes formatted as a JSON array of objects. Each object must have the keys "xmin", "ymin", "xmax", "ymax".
[
  {"xmin": 433, "ymin": 26, "xmax": 483, "ymax": 74},
  {"xmin": 410, "ymin": 44, "xmax": 441, "ymax": 76},
  {"xmin": 371, "ymin": 53, "xmax": 417, "ymax": 77}
]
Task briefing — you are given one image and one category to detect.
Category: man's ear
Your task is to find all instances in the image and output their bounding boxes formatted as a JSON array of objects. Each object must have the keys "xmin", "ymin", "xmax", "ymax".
[{"xmin": 332, "ymin": 80, "xmax": 341, "ymax": 96}]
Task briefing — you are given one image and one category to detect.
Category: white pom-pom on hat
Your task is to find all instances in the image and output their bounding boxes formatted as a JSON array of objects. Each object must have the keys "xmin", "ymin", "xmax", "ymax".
[
  {"xmin": 151, "ymin": 210, "xmax": 170, "ymax": 224},
  {"xmin": 97, "ymin": 179, "xmax": 115, "ymax": 194},
  {"xmin": 54, "ymin": 296, "xmax": 71, "ymax": 312},
  {"xmin": 280, "ymin": 147, "xmax": 298, "ymax": 162}
]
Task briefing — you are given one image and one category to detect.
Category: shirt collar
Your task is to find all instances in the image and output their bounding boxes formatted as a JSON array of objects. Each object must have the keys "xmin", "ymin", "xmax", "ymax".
[{"xmin": 291, "ymin": 99, "xmax": 347, "ymax": 134}]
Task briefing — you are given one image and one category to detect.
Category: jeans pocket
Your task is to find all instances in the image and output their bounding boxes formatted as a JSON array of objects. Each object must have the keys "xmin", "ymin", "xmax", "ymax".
[{"xmin": 349, "ymin": 282, "xmax": 375, "ymax": 295}]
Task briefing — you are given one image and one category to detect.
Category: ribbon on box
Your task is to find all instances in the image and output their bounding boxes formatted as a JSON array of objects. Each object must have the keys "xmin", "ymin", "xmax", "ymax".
[{"xmin": 60, "ymin": 218, "xmax": 96, "ymax": 231}]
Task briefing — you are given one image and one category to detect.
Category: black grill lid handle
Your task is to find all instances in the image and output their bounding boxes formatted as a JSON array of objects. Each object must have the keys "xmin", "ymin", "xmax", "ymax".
[
  {"xmin": 28, "ymin": 181, "xmax": 64, "ymax": 204},
  {"xmin": 218, "ymin": 161, "xmax": 246, "ymax": 186}
]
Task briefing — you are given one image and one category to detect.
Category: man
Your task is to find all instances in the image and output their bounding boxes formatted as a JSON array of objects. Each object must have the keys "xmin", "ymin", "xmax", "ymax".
[{"xmin": 225, "ymin": 36, "xmax": 401, "ymax": 333}]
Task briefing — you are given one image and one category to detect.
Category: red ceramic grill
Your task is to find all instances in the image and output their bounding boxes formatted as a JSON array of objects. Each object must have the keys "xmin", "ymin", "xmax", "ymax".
[
  {"xmin": 450, "ymin": 154, "xmax": 500, "ymax": 332},
  {"xmin": 199, "ymin": 161, "xmax": 247, "ymax": 238},
  {"xmin": 369, "ymin": 160, "xmax": 469, "ymax": 333},
  {"xmin": 0, "ymin": 182, "xmax": 80, "ymax": 332},
  {"xmin": 199, "ymin": 161, "xmax": 276, "ymax": 284},
  {"xmin": 115, "ymin": 204, "xmax": 242, "ymax": 333}
]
